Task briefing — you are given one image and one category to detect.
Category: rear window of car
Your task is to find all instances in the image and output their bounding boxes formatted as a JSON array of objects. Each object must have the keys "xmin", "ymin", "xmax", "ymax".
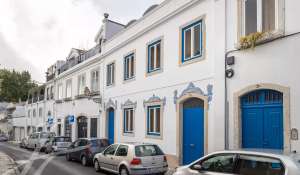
[
  {"xmin": 55, "ymin": 137, "xmax": 71, "ymax": 142},
  {"xmin": 90, "ymin": 139, "xmax": 109, "ymax": 147},
  {"xmin": 135, "ymin": 145, "xmax": 164, "ymax": 157},
  {"xmin": 40, "ymin": 133, "xmax": 49, "ymax": 138}
]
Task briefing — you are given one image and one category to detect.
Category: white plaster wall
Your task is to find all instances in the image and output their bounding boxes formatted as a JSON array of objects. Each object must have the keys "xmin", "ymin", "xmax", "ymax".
[{"xmin": 226, "ymin": 0, "xmax": 300, "ymax": 152}]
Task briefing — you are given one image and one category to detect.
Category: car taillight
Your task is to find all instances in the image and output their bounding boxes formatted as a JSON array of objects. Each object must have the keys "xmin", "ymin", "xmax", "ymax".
[
  {"xmin": 131, "ymin": 158, "xmax": 141, "ymax": 165},
  {"xmin": 163, "ymin": 155, "xmax": 167, "ymax": 162}
]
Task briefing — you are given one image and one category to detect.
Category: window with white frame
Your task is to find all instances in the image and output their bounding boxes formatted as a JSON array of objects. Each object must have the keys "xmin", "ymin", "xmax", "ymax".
[
  {"xmin": 241, "ymin": 0, "xmax": 282, "ymax": 36},
  {"xmin": 106, "ymin": 63, "xmax": 115, "ymax": 86},
  {"xmin": 78, "ymin": 74, "xmax": 86, "ymax": 95},
  {"xmin": 181, "ymin": 19, "xmax": 203, "ymax": 62},
  {"xmin": 91, "ymin": 69, "xmax": 100, "ymax": 92},
  {"xmin": 123, "ymin": 108, "xmax": 134, "ymax": 133},
  {"xmin": 33, "ymin": 109, "xmax": 36, "ymax": 117},
  {"xmin": 66, "ymin": 79, "xmax": 72, "ymax": 98},
  {"xmin": 124, "ymin": 53, "xmax": 135, "ymax": 80},
  {"xmin": 38, "ymin": 107, "xmax": 42, "ymax": 117},
  {"xmin": 58, "ymin": 84, "xmax": 63, "ymax": 100},
  {"xmin": 147, "ymin": 40, "xmax": 162, "ymax": 73},
  {"xmin": 147, "ymin": 105, "xmax": 161, "ymax": 136}
]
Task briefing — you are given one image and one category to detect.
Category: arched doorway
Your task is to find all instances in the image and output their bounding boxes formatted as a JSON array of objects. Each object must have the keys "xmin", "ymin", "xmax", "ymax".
[
  {"xmin": 64, "ymin": 117, "xmax": 72, "ymax": 137},
  {"xmin": 241, "ymin": 89, "xmax": 283, "ymax": 149},
  {"xmin": 77, "ymin": 116, "xmax": 87, "ymax": 138},
  {"xmin": 182, "ymin": 97, "xmax": 205, "ymax": 165},
  {"xmin": 107, "ymin": 108, "xmax": 115, "ymax": 144}
]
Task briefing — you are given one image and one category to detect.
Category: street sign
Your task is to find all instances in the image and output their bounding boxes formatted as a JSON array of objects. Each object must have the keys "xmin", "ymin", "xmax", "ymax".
[
  {"xmin": 68, "ymin": 115, "xmax": 75, "ymax": 124},
  {"xmin": 48, "ymin": 117, "xmax": 54, "ymax": 125}
]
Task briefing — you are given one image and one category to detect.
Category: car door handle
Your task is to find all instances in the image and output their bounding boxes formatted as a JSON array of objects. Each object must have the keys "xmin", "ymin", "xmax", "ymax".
[
  {"xmin": 110, "ymin": 157, "xmax": 113, "ymax": 160},
  {"xmin": 190, "ymin": 144, "xmax": 195, "ymax": 147}
]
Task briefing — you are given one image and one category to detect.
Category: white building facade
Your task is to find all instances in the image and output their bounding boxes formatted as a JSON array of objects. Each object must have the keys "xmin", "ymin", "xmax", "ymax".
[{"xmin": 24, "ymin": 0, "xmax": 300, "ymax": 166}]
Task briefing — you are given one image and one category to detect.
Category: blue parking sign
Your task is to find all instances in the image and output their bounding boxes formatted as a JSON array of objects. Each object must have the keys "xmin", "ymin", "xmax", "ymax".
[
  {"xmin": 48, "ymin": 117, "xmax": 53, "ymax": 125},
  {"xmin": 68, "ymin": 115, "xmax": 74, "ymax": 124}
]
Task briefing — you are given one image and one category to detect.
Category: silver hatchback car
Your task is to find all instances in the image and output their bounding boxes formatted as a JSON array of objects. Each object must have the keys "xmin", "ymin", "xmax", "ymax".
[
  {"xmin": 174, "ymin": 150, "xmax": 300, "ymax": 175},
  {"xmin": 93, "ymin": 143, "xmax": 168, "ymax": 175}
]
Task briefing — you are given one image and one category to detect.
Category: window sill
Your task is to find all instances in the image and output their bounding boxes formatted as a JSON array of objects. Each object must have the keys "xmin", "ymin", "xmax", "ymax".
[
  {"xmin": 55, "ymin": 100, "xmax": 63, "ymax": 104},
  {"xmin": 146, "ymin": 68, "xmax": 163, "ymax": 77},
  {"xmin": 235, "ymin": 30, "xmax": 284, "ymax": 50},
  {"xmin": 90, "ymin": 91, "xmax": 100, "ymax": 96},
  {"xmin": 63, "ymin": 97, "xmax": 72, "ymax": 102},
  {"xmin": 123, "ymin": 77, "xmax": 136, "ymax": 84},
  {"xmin": 145, "ymin": 133, "xmax": 162, "ymax": 140},
  {"xmin": 123, "ymin": 132, "xmax": 135, "ymax": 137},
  {"xmin": 75, "ymin": 94, "xmax": 88, "ymax": 99},
  {"xmin": 179, "ymin": 54, "xmax": 205, "ymax": 67}
]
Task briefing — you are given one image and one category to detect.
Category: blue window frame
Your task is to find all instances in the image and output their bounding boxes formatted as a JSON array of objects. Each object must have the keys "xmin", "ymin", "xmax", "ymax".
[
  {"xmin": 181, "ymin": 20, "xmax": 203, "ymax": 63},
  {"xmin": 147, "ymin": 40, "xmax": 161, "ymax": 73},
  {"xmin": 123, "ymin": 108, "xmax": 134, "ymax": 133},
  {"xmin": 147, "ymin": 105, "xmax": 161, "ymax": 136},
  {"xmin": 124, "ymin": 53, "xmax": 135, "ymax": 80}
]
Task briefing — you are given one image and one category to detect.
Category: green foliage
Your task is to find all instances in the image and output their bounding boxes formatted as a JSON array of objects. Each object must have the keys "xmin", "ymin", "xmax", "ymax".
[
  {"xmin": 0, "ymin": 69, "xmax": 37, "ymax": 102},
  {"xmin": 239, "ymin": 32, "xmax": 264, "ymax": 49}
]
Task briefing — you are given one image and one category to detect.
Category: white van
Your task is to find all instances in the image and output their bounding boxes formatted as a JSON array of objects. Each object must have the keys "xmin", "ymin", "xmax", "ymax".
[{"xmin": 27, "ymin": 132, "xmax": 56, "ymax": 151}]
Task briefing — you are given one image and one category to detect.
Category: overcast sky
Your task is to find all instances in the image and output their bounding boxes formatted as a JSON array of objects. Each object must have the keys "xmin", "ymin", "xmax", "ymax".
[{"xmin": 0, "ymin": 0, "xmax": 164, "ymax": 83}]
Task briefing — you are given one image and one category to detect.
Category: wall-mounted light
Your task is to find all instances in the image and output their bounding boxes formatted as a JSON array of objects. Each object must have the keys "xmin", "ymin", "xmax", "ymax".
[{"xmin": 225, "ymin": 69, "xmax": 234, "ymax": 78}]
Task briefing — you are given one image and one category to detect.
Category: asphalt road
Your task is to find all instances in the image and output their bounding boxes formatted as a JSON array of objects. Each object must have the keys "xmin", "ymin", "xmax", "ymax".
[{"xmin": 0, "ymin": 142, "xmax": 107, "ymax": 175}]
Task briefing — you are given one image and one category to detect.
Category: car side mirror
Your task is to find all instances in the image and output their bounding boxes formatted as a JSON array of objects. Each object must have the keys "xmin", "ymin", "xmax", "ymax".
[{"xmin": 192, "ymin": 164, "xmax": 202, "ymax": 171}]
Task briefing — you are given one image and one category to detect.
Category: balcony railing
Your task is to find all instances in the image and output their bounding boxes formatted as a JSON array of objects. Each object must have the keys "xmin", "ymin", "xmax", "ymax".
[
  {"xmin": 58, "ymin": 44, "xmax": 101, "ymax": 75},
  {"xmin": 46, "ymin": 74, "xmax": 55, "ymax": 82}
]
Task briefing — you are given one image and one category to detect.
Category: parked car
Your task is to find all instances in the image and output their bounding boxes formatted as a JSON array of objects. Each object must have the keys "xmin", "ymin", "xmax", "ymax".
[
  {"xmin": 173, "ymin": 150, "xmax": 300, "ymax": 175},
  {"xmin": 0, "ymin": 135, "xmax": 8, "ymax": 142},
  {"xmin": 65, "ymin": 138, "xmax": 109, "ymax": 166},
  {"xmin": 27, "ymin": 132, "xmax": 56, "ymax": 151},
  {"xmin": 93, "ymin": 143, "xmax": 168, "ymax": 175},
  {"xmin": 19, "ymin": 137, "xmax": 29, "ymax": 148},
  {"xmin": 45, "ymin": 136, "xmax": 72, "ymax": 154}
]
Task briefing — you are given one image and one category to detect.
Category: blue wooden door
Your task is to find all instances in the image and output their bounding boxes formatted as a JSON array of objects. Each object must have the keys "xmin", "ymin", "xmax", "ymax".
[
  {"xmin": 183, "ymin": 98, "xmax": 204, "ymax": 165},
  {"xmin": 108, "ymin": 109, "xmax": 114, "ymax": 144},
  {"xmin": 242, "ymin": 90, "xmax": 283, "ymax": 150}
]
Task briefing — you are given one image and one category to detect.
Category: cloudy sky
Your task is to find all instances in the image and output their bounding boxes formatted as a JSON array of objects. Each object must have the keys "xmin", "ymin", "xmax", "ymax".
[{"xmin": 0, "ymin": 0, "xmax": 163, "ymax": 82}]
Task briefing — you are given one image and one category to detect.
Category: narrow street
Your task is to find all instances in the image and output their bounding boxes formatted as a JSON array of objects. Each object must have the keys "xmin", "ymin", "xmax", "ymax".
[{"xmin": 0, "ymin": 142, "xmax": 107, "ymax": 175}]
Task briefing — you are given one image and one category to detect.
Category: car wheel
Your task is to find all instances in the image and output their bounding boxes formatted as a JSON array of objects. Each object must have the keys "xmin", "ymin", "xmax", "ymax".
[
  {"xmin": 94, "ymin": 159, "xmax": 101, "ymax": 172},
  {"xmin": 119, "ymin": 166, "xmax": 129, "ymax": 175},
  {"xmin": 66, "ymin": 154, "xmax": 71, "ymax": 161},
  {"xmin": 81, "ymin": 156, "xmax": 88, "ymax": 166}
]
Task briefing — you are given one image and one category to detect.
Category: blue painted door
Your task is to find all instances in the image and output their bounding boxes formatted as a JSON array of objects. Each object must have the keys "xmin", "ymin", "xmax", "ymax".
[
  {"xmin": 108, "ymin": 109, "xmax": 114, "ymax": 144},
  {"xmin": 242, "ymin": 90, "xmax": 283, "ymax": 150},
  {"xmin": 183, "ymin": 99, "xmax": 204, "ymax": 165}
]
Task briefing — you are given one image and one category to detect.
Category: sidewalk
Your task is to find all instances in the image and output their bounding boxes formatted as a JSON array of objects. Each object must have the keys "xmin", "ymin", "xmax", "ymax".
[{"xmin": 0, "ymin": 151, "xmax": 19, "ymax": 175}]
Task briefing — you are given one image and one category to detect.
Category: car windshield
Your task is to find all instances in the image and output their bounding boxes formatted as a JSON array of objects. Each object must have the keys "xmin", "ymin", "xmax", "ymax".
[
  {"xmin": 54, "ymin": 137, "xmax": 71, "ymax": 142},
  {"xmin": 135, "ymin": 145, "xmax": 164, "ymax": 157}
]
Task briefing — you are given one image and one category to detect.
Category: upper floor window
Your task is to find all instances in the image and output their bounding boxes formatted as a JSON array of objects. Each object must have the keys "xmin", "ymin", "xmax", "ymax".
[
  {"xmin": 50, "ymin": 86, "xmax": 54, "ymax": 99},
  {"xmin": 46, "ymin": 88, "xmax": 50, "ymax": 100},
  {"xmin": 240, "ymin": 0, "xmax": 283, "ymax": 36},
  {"xmin": 106, "ymin": 62, "xmax": 115, "ymax": 86},
  {"xmin": 181, "ymin": 19, "xmax": 204, "ymax": 63},
  {"xmin": 147, "ymin": 39, "xmax": 162, "ymax": 73},
  {"xmin": 33, "ymin": 109, "xmax": 36, "ymax": 117},
  {"xmin": 38, "ymin": 107, "xmax": 42, "ymax": 117},
  {"xmin": 66, "ymin": 79, "xmax": 72, "ymax": 98},
  {"xmin": 124, "ymin": 53, "xmax": 135, "ymax": 81},
  {"xmin": 58, "ymin": 84, "xmax": 63, "ymax": 100},
  {"xmin": 28, "ymin": 110, "xmax": 31, "ymax": 118},
  {"xmin": 123, "ymin": 108, "xmax": 134, "ymax": 134},
  {"xmin": 78, "ymin": 74, "xmax": 86, "ymax": 95},
  {"xmin": 91, "ymin": 69, "xmax": 100, "ymax": 92}
]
